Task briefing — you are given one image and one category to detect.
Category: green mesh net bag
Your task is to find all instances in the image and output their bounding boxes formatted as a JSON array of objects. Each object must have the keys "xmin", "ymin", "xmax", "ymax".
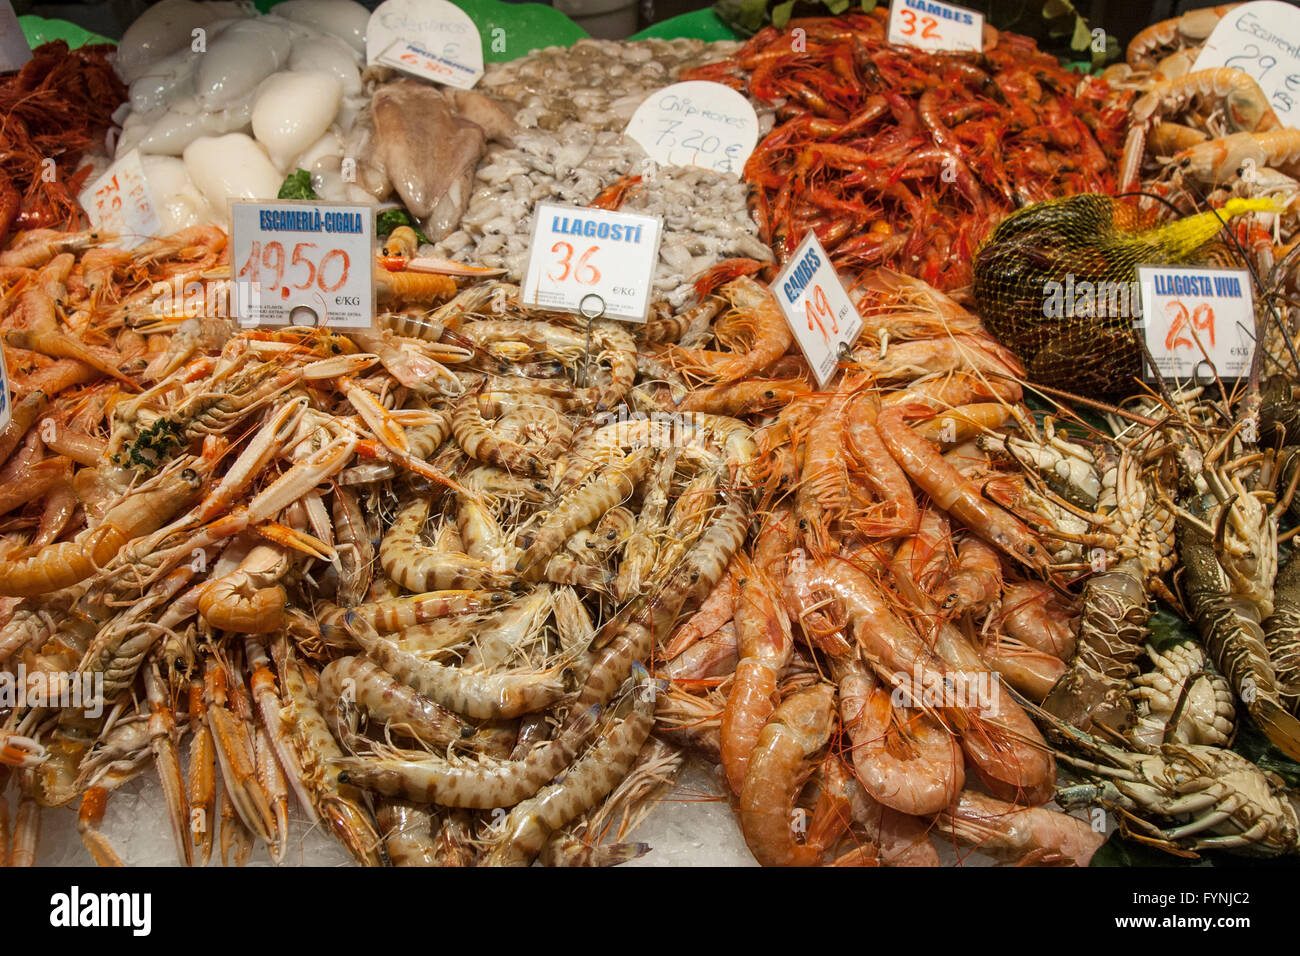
[{"xmin": 972, "ymin": 194, "xmax": 1278, "ymax": 398}]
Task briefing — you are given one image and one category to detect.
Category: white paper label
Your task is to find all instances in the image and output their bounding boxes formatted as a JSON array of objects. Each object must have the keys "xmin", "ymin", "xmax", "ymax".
[
  {"xmin": 367, "ymin": 0, "xmax": 483, "ymax": 90},
  {"xmin": 0, "ymin": 342, "xmax": 11, "ymax": 433},
  {"xmin": 624, "ymin": 81, "xmax": 760, "ymax": 177},
  {"xmin": 772, "ymin": 232, "xmax": 862, "ymax": 387},
  {"xmin": 79, "ymin": 150, "xmax": 160, "ymax": 250},
  {"xmin": 521, "ymin": 202, "xmax": 662, "ymax": 323},
  {"xmin": 231, "ymin": 201, "xmax": 374, "ymax": 329},
  {"xmin": 1193, "ymin": 1, "xmax": 1300, "ymax": 128},
  {"xmin": 0, "ymin": 1, "xmax": 30, "ymax": 73},
  {"xmin": 887, "ymin": 0, "xmax": 983, "ymax": 53},
  {"xmin": 1136, "ymin": 265, "xmax": 1255, "ymax": 380}
]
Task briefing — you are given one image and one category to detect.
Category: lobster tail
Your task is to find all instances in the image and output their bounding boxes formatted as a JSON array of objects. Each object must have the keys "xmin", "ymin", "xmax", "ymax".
[{"xmin": 1252, "ymin": 699, "xmax": 1300, "ymax": 763}]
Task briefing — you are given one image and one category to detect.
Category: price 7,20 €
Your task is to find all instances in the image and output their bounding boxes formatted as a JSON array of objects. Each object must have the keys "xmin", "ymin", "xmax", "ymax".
[
  {"xmin": 653, "ymin": 120, "xmax": 744, "ymax": 173},
  {"xmin": 237, "ymin": 240, "xmax": 351, "ymax": 299}
]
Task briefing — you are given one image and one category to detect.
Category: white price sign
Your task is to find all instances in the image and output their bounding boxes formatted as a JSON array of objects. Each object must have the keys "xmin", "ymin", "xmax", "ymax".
[
  {"xmin": 772, "ymin": 232, "xmax": 861, "ymax": 387},
  {"xmin": 0, "ymin": 1, "xmax": 30, "ymax": 72},
  {"xmin": 231, "ymin": 201, "xmax": 374, "ymax": 329},
  {"xmin": 887, "ymin": 0, "xmax": 983, "ymax": 53},
  {"xmin": 79, "ymin": 150, "xmax": 160, "ymax": 250},
  {"xmin": 367, "ymin": 0, "xmax": 483, "ymax": 89},
  {"xmin": 521, "ymin": 202, "xmax": 662, "ymax": 323},
  {"xmin": 1137, "ymin": 265, "xmax": 1255, "ymax": 381},
  {"xmin": 1193, "ymin": 1, "xmax": 1300, "ymax": 128},
  {"xmin": 624, "ymin": 81, "xmax": 760, "ymax": 177}
]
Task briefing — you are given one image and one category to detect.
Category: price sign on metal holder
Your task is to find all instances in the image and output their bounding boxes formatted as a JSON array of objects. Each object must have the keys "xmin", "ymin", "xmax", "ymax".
[
  {"xmin": 887, "ymin": 0, "xmax": 984, "ymax": 53},
  {"xmin": 231, "ymin": 201, "xmax": 374, "ymax": 329},
  {"xmin": 772, "ymin": 232, "xmax": 862, "ymax": 387},
  {"xmin": 521, "ymin": 201, "xmax": 662, "ymax": 323},
  {"xmin": 1136, "ymin": 264, "xmax": 1256, "ymax": 382}
]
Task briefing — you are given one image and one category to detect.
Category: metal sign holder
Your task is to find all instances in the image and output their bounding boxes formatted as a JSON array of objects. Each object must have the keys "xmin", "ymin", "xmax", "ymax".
[{"xmin": 578, "ymin": 292, "xmax": 606, "ymax": 387}]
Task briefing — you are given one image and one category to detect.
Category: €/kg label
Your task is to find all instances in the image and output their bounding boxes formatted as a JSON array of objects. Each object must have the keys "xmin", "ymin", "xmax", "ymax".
[
  {"xmin": 772, "ymin": 232, "xmax": 861, "ymax": 387},
  {"xmin": 887, "ymin": 0, "xmax": 983, "ymax": 53},
  {"xmin": 231, "ymin": 201, "xmax": 374, "ymax": 329},
  {"xmin": 1136, "ymin": 264, "xmax": 1255, "ymax": 381},
  {"xmin": 79, "ymin": 150, "xmax": 160, "ymax": 250},
  {"xmin": 624, "ymin": 81, "xmax": 760, "ymax": 177},
  {"xmin": 521, "ymin": 201, "xmax": 662, "ymax": 323}
]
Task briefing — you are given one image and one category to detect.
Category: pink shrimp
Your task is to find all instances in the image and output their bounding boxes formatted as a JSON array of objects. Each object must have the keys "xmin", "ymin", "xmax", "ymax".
[
  {"xmin": 836, "ymin": 656, "xmax": 964, "ymax": 816},
  {"xmin": 738, "ymin": 683, "xmax": 838, "ymax": 866},
  {"xmin": 937, "ymin": 790, "xmax": 1104, "ymax": 866},
  {"xmin": 721, "ymin": 552, "xmax": 794, "ymax": 794},
  {"xmin": 877, "ymin": 404, "xmax": 1050, "ymax": 571}
]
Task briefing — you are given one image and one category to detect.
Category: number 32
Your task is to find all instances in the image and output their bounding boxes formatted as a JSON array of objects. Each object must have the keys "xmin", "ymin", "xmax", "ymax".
[{"xmin": 898, "ymin": 10, "xmax": 940, "ymax": 39}]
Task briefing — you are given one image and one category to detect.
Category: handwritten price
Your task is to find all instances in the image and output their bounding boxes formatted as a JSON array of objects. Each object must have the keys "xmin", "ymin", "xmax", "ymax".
[
  {"xmin": 1164, "ymin": 300, "xmax": 1216, "ymax": 351},
  {"xmin": 1223, "ymin": 45, "xmax": 1300, "ymax": 113},
  {"xmin": 547, "ymin": 242, "xmax": 602, "ymax": 286},
  {"xmin": 804, "ymin": 284, "xmax": 840, "ymax": 344},
  {"xmin": 92, "ymin": 175, "xmax": 126, "ymax": 217},
  {"xmin": 896, "ymin": 10, "xmax": 942, "ymax": 39},
  {"xmin": 652, "ymin": 120, "xmax": 744, "ymax": 173},
  {"xmin": 237, "ymin": 241, "xmax": 351, "ymax": 299}
]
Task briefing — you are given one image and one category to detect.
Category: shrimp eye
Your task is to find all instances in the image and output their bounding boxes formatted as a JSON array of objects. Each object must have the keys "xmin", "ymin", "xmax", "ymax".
[{"xmin": 181, "ymin": 468, "xmax": 199, "ymax": 483}]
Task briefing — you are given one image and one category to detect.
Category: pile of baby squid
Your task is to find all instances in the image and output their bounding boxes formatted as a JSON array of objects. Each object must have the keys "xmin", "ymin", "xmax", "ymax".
[{"xmin": 6, "ymin": 4, "xmax": 1300, "ymax": 867}]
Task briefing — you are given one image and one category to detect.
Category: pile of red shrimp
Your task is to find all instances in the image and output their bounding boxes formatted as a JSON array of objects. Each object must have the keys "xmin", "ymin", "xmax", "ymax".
[{"xmin": 0, "ymin": 41, "xmax": 127, "ymax": 243}]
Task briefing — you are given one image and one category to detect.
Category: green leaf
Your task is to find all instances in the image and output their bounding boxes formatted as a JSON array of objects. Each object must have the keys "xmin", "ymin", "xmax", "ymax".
[
  {"xmin": 1070, "ymin": 16, "xmax": 1092, "ymax": 51},
  {"xmin": 277, "ymin": 169, "xmax": 317, "ymax": 200},
  {"xmin": 1041, "ymin": 0, "xmax": 1073, "ymax": 19},
  {"xmin": 860, "ymin": 0, "xmax": 877, "ymax": 10},
  {"xmin": 826, "ymin": 0, "xmax": 851, "ymax": 14},
  {"xmin": 376, "ymin": 208, "xmax": 431, "ymax": 245},
  {"xmin": 739, "ymin": 0, "xmax": 770, "ymax": 31},
  {"xmin": 1147, "ymin": 605, "xmax": 1195, "ymax": 654},
  {"xmin": 770, "ymin": 0, "xmax": 795, "ymax": 28}
]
